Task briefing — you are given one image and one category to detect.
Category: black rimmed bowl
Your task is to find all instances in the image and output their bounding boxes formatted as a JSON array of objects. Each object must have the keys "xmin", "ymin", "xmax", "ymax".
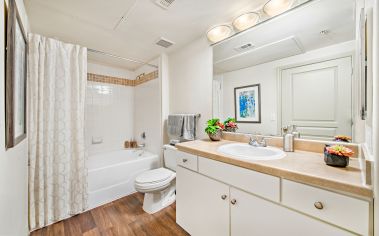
[{"xmin": 323, "ymin": 146, "xmax": 349, "ymax": 167}]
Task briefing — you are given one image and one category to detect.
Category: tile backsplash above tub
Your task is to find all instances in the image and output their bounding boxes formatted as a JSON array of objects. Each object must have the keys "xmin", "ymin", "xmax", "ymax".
[{"xmin": 87, "ymin": 70, "xmax": 158, "ymax": 87}]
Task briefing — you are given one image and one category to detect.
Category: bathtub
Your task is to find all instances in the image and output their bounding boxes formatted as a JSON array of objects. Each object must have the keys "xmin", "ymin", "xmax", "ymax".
[{"xmin": 88, "ymin": 149, "xmax": 159, "ymax": 209}]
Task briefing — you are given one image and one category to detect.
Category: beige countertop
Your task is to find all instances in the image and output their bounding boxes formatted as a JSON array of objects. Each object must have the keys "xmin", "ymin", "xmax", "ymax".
[{"xmin": 176, "ymin": 139, "xmax": 373, "ymax": 199}]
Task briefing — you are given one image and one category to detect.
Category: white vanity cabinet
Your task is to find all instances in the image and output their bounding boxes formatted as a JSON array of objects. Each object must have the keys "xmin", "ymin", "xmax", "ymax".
[
  {"xmin": 176, "ymin": 155, "xmax": 370, "ymax": 236},
  {"xmin": 230, "ymin": 187, "xmax": 355, "ymax": 236},
  {"xmin": 176, "ymin": 166, "xmax": 229, "ymax": 236}
]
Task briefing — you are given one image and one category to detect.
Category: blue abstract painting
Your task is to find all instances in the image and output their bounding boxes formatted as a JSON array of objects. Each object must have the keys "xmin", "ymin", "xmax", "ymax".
[
  {"xmin": 234, "ymin": 84, "xmax": 261, "ymax": 123},
  {"xmin": 239, "ymin": 90, "xmax": 256, "ymax": 118}
]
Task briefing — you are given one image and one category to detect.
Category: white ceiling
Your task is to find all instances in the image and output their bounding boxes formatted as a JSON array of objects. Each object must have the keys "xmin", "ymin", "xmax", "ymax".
[
  {"xmin": 25, "ymin": 0, "xmax": 270, "ymax": 70},
  {"xmin": 213, "ymin": 0, "xmax": 356, "ymax": 73}
]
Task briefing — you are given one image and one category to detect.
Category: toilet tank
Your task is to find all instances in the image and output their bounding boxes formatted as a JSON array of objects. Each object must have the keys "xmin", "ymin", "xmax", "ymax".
[{"xmin": 163, "ymin": 144, "xmax": 178, "ymax": 171}]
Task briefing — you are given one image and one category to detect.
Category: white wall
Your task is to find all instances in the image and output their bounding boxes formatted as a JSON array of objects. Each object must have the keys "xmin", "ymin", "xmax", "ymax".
[
  {"xmin": 88, "ymin": 62, "xmax": 135, "ymax": 79},
  {"xmin": 168, "ymin": 37, "xmax": 213, "ymax": 139},
  {"xmin": 0, "ymin": 1, "xmax": 29, "ymax": 235},
  {"xmin": 219, "ymin": 40, "xmax": 355, "ymax": 136},
  {"xmin": 160, "ymin": 54, "xmax": 170, "ymax": 145},
  {"xmin": 133, "ymin": 59, "xmax": 162, "ymax": 157},
  {"xmin": 86, "ymin": 62, "xmax": 135, "ymax": 155}
]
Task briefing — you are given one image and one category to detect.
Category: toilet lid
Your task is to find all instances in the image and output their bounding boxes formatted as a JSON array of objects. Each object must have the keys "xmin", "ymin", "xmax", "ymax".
[{"xmin": 135, "ymin": 168, "xmax": 174, "ymax": 184}]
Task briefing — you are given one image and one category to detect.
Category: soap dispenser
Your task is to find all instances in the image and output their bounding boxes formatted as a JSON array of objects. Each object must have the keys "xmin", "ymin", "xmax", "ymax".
[{"xmin": 283, "ymin": 126, "xmax": 294, "ymax": 152}]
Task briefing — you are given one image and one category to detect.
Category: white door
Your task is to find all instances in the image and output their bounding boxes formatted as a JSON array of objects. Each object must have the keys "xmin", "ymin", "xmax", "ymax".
[
  {"xmin": 230, "ymin": 187, "xmax": 355, "ymax": 236},
  {"xmin": 281, "ymin": 57, "xmax": 352, "ymax": 140},
  {"xmin": 176, "ymin": 166, "xmax": 229, "ymax": 236}
]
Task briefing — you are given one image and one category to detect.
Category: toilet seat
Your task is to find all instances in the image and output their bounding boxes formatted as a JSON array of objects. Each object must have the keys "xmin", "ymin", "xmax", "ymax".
[{"xmin": 135, "ymin": 168, "xmax": 176, "ymax": 192}]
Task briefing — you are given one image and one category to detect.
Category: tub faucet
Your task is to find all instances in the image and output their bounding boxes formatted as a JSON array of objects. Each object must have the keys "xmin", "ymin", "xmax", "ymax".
[{"xmin": 249, "ymin": 135, "xmax": 268, "ymax": 147}]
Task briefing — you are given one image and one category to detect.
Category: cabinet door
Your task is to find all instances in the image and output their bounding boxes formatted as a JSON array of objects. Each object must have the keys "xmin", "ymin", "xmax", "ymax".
[
  {"xmin": 176, "ymin": 166, "xmax": 229, "ymax": 236},
  {"xmin": 230, "ymin": 188, "xmax": 355, "ymax": 236}
]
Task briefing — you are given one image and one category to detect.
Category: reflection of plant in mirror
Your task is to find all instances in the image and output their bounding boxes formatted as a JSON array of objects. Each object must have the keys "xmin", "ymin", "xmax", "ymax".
[
  {"xmin": 334, "ymin": 135, "xmax": 352, "ymax": 143},
  {"xmin": 205, "ymin": 118, "xmax": 224, "ymax": 134},
  {"xmin": 224, "ymin": 117, "xmax": 238, "ymax": 132}
]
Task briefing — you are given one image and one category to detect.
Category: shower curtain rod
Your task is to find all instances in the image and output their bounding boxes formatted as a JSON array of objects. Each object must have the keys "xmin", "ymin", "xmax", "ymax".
[{"xmin": 87, "ymin": 48, "xmax": 159, "ymax": 69}]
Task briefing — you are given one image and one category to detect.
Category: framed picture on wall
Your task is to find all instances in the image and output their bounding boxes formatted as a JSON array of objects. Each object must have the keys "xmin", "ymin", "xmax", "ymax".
[
  {"xmin": 234, "ymin": 84, "xmax": 261, "ymax": 123},
  {"xmin": 5, "ymin": 0, "xmax": 28, "ymax": 149}
]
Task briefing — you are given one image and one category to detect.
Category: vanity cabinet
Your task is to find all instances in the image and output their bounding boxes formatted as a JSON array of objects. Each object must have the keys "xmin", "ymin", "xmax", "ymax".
[
  {"xmin": 176, "ymin": 156, "xmax": 369, "ymax": 236},
  {"xmin": 230, "ymin": 187, "xmax": 355, "ymax": 236},
  {"xmin": 176, "ymin": 166, "xmax": 229, "ymax": 236}
]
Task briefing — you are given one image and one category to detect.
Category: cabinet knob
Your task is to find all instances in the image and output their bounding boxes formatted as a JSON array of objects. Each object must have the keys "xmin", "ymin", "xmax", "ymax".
[
  {"xmin": 230, "ymin": 199, "xmax": 237, "ymax": 205},
  {"xmin": 314, "ymin": 201, "xmax": 324, "ymax": 210},
  {"xmin": 221, "ymin": 195, "xmax": 227, "ymax": 200},
  {"xmin": 182, "ymin": 159, "xmax": 188, "ymax": 163}
]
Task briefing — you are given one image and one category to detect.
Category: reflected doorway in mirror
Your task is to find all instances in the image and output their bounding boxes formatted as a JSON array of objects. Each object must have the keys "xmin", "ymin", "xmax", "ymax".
[{"xmin": 234, "ymin": 84, "xmax": 261, "ymax": 123}]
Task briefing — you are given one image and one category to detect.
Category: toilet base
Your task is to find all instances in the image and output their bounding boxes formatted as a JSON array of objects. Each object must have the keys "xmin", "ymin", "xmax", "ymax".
[{"xmin": 142, "ymin": 183, "xmax": 176, "ymax": 214}]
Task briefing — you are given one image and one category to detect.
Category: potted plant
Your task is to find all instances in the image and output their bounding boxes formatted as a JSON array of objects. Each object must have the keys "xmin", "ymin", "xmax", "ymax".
[
  {"xmin": 333, "ymin": 135, "xmax": 352, "ymax": 143},
  {"xmin": 205, "ymin": 118, "xmax": 224, "ymax": 141},
  {"xmin": 324, "ymin": 144, "xmax": 354, "ymax": 167},
  {"xmin": 223, "ymin": 118, "xmax": 238, "ymax": 132}
]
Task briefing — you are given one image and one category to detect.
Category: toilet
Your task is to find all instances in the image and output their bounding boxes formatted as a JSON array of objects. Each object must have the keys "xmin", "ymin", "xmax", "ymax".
[{"xmin": 135, "ymin": 144, "xmax": 178, "ymax": 214}]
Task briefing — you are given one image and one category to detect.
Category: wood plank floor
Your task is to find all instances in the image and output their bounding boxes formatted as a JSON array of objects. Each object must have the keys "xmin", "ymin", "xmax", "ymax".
[{"xmin": 30, "ymin": 193, "xmax": 189, "ymax": 236}]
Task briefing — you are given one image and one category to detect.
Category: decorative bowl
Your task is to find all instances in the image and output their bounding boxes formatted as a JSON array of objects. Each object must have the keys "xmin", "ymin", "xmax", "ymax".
[
  {"xmin": 323, "ymin": 146, "xmax": 349, "ymax": 167},
  {"xmin": 208, "ymin": 129, "xmax": 222, "ymax": 141}
]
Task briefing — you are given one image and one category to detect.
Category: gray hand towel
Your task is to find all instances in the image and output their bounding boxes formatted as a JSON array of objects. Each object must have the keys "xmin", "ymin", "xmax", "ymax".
[
  {"xmin": 182, "ymin": 115, "xmax": 196, "ymax": 140},
  {"xmin": 168, "ymin": 115, "xmax": 184, "ymax": 139}
]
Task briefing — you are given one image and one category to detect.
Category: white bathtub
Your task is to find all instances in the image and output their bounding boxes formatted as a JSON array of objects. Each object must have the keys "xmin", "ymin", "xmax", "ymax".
[{"xmin": 88, "ymin": 149, "xmax": 159, "ymax": 209}]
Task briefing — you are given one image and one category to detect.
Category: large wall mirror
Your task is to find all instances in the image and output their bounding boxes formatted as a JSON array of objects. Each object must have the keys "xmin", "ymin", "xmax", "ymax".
[{"xmin": 212, "ymin": 0, "xmax": 370, "ymax": 142}]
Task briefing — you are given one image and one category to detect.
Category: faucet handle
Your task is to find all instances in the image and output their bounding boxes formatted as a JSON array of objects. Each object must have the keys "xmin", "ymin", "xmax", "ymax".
[{"xmin": 260, "ymin": 137, "xmax": 273, "ymax": 147}]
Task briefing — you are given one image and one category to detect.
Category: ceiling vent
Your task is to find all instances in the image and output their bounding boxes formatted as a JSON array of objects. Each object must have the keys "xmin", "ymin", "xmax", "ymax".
[
  {"xmin": 156, "ymin": 38, "xmax": 175, "ymax": 48},
  {"xmin": 154, "ymin": 0, "xmax": 175, "ymax": 10},
  {"xmin": 234, "ymin": 43, "xmax": 255, "ymax": 52}
]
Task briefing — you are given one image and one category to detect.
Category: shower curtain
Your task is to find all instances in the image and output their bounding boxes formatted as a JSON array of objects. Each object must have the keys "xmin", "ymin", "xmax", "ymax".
[{"xmin": 28, "ymin": 34, "xmax": 88, "ymax": 230}]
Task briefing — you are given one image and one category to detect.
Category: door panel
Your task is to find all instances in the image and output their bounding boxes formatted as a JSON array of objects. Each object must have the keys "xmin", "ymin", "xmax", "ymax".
[
  {"xmin": 176, "ymin": 166, "xmax": 229, "ymax": 236},
  {"xmin": 281, "ymin": 57, "xmax": 352, "ymax": 140}
]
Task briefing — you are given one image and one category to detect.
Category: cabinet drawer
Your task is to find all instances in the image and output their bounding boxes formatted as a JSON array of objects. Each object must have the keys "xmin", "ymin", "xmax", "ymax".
[
  {"xmin": 282, "ymin": 179, "xmax": 370, "ymax": 235},
  {"xmin": 198, "ymin": 157, "xmax": 280, "ymax": 202},
  {"xmin": 177, "ymin": 151, "xmax": 198, "ymax": 171}
]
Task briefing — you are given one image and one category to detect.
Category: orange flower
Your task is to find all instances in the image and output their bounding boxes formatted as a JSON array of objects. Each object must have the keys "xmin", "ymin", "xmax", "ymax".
[
  {"xmin": 334, "ymin": 135, "xmax": 352, "ymax": 142},
  {"xmin": 326, "ymin": 145, "xmax": 354, "ymax": 157}
]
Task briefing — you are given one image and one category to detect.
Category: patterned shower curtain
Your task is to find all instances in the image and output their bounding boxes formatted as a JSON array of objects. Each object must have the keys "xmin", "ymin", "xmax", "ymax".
[{"xmin": 28, "ymin": 34, "xmax": 88, "ymax": 231}]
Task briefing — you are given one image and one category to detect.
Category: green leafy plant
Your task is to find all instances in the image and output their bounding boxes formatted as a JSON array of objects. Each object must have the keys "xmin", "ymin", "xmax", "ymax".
[{"xmin": 205, "ymin": 118, "xmax": 224, "ymax": 134}]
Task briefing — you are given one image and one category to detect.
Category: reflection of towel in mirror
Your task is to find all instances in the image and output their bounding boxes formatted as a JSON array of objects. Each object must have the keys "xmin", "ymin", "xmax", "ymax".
[
  {"xmin": 182, "ymin": 115, "xmax": 196, "ymax": 140},
  {"xmin": 168, "ymin": 115, "xmax": 184, "ymax": 139}
]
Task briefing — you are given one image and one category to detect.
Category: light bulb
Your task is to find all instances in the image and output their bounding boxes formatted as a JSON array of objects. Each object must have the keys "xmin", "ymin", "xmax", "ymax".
[
  {"xmin": 206, "ymin": 25, "xmax": 232, "ymax": 43},
  {"xmin": 263, "ymin": 0, "xmax": 295, "ymax": 17},
  {"xmin": 232, "ymin": 12, "xmax": 260, "ymax": 31}
]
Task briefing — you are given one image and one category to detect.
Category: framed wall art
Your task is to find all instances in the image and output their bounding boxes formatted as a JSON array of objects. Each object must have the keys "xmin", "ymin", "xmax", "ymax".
[
  {"xmin": 234, "ymin": 84, "xmax": 261, "ymax": 123},
  {"xmin": 5, "ymin": 0, "xmax": 28, "ymax": 148}
]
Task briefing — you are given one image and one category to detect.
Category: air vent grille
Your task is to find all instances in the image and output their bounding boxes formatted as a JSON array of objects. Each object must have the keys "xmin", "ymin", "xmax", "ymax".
[
  {"xmin": 156, "ymin": 38, "xmax": 175, "ymax": 48},
  {"xmin": 155, "ymin": 0, "xmax": 175, "ymax": 9},
  {"xmin": 234, "ymin": 43, "xmax": 254, "ymax": 52}
]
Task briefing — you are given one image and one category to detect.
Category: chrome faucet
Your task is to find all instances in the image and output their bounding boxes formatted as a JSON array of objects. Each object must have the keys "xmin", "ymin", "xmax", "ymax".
[{"xmin": 249, "ymin": 135, "xmax": 268, "ymax": 147}]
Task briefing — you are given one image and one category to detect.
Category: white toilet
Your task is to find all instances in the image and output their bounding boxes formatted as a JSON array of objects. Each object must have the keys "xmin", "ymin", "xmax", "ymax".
[{"xmin": 135, "ymin": 144, "xmax": 178, "ymax": 214}]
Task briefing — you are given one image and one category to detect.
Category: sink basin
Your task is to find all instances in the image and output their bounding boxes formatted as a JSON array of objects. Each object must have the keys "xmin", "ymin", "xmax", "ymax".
[{"xmin": 217, "ymin": 143, "xmax": 286, "ymax": 161}]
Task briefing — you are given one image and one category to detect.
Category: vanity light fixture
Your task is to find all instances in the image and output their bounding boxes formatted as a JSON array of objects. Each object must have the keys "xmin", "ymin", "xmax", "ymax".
[
  {"xmin": 232, "ymin": 12, "xmax": 260, "ymax": 32},
  {"xmin": 206, "ymin": 24, "xmax": 233, "ymax": 43},
  {"xmin": 263, "ymin": 0, "xmax": 295, "ymax": 17}
]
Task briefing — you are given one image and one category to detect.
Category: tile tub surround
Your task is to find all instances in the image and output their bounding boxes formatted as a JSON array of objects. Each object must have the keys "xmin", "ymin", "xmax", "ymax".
[
  {"xmin": 87, "ymin": 70, "xmax": 158, "ymax": 87},
  {"xmin": 176, "ymin": 139, "xmax": 373, "ymax": 198}
]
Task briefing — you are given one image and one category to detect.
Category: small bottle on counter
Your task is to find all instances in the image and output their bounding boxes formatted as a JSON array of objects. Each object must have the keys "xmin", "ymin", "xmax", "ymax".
[
  {"xmin": 124, "ymin": 140, "xmax": 130, "ymax": 149},
  {"xmin": 291, "ymin": 125, "xmax": 301, "ymax": 139},
  {"xmin": 283, "ymin": 126, "xmax": 294, "ymax": 152},
  {"xmin": 131, "ymin": 139, "xmax": 137, "ymax": 148}
]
